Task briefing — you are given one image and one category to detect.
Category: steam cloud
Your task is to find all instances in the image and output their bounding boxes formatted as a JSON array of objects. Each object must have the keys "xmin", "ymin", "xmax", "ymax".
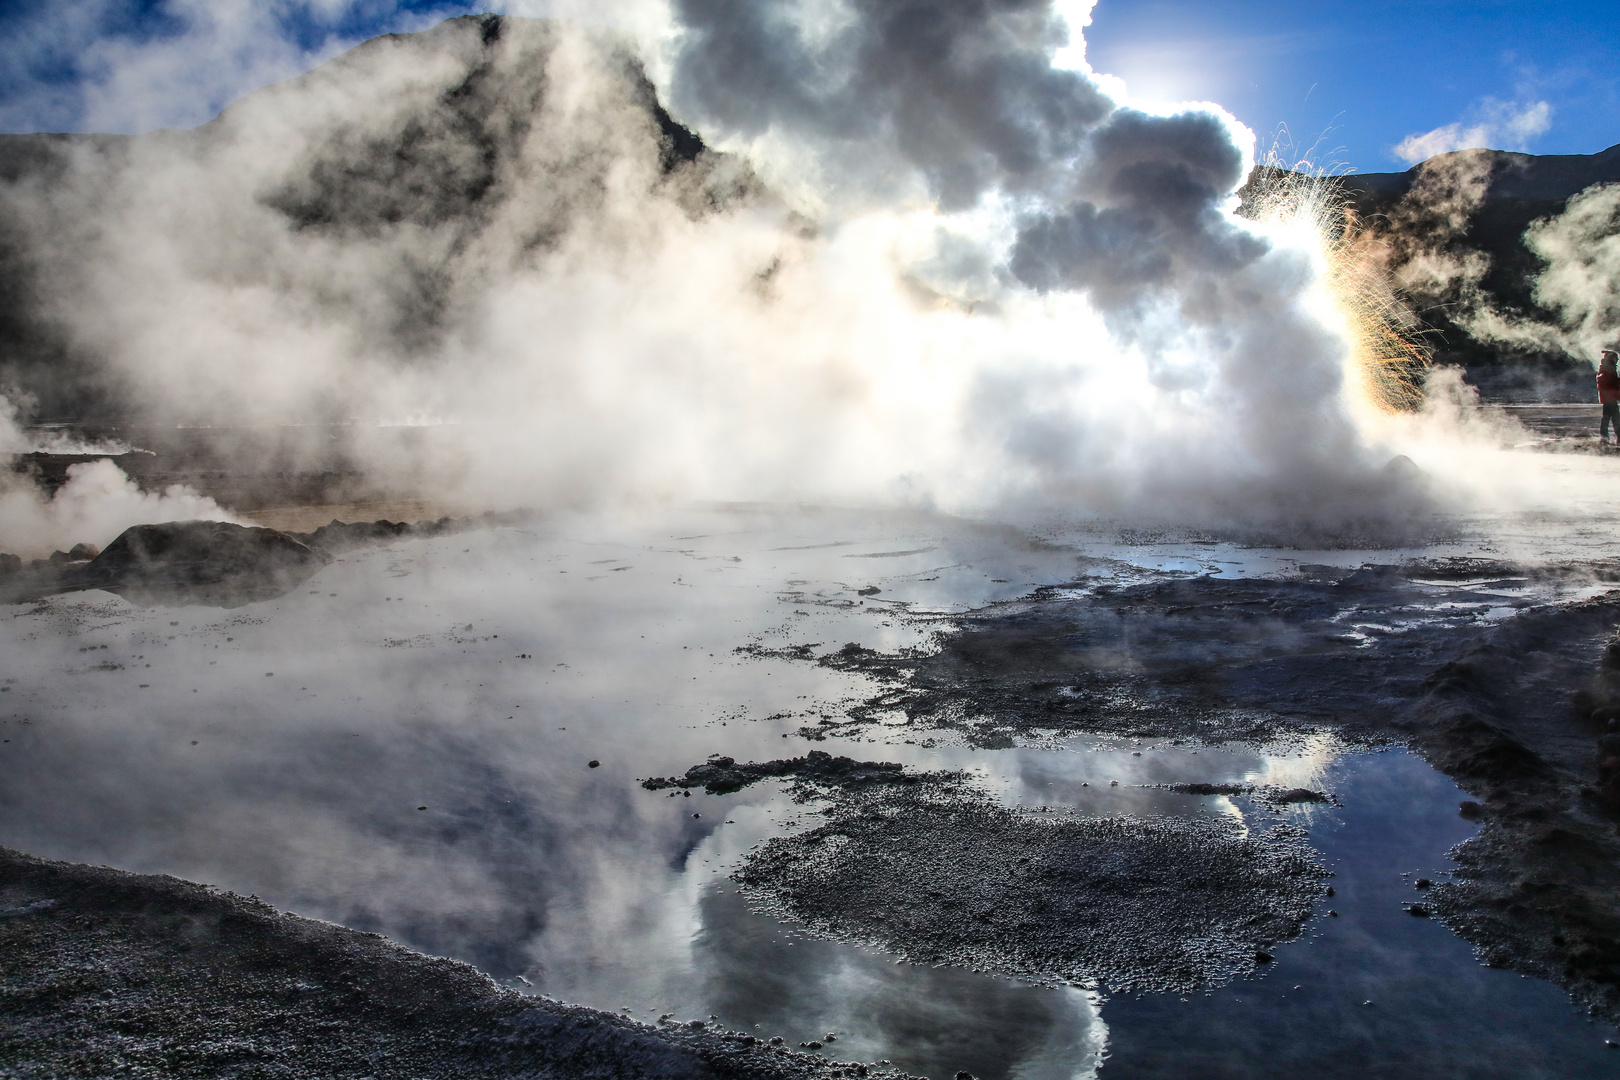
[
  {"xmin": 0, "ymin": 393, "xmax": 235, "ymax": 557},
  {"xmin": 1522, "ymin": 183, "xmax": 1620, "ymax": 359},
  {"xmin": 0, "ymin": 3, "xmax": 1442, "ymax": 551}
]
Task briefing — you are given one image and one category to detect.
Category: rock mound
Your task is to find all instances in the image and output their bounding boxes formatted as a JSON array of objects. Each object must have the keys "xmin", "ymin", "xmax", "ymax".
[
  {"xmin": 82, "ymin": 521, "xmax": 330, "ymax": 606},
  {"xmin": 651, "ymin": 753, "xmax": 1328, "ymax": 993}
]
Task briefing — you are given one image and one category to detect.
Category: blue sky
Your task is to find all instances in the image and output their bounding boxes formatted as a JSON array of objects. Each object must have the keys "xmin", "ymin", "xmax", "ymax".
[
  {"xmin": 0, "ymin": 0, "xmax": 1616, "ymax": 173},
  {"xmin": 1083, "ymin": 0, "xmax": 1620, "ymax": 170}
]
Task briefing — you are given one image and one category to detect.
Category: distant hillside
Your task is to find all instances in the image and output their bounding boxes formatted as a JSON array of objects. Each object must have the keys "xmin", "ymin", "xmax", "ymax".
[
  {"xmin": 0, "ymin": 15, "xmax": 728, "ymax": 423},
  {"xmin": 1347, "ymin": 144, "xmax": 1620, "ymax": 203},
  {"xmin": 1339, "ymin": 144, "xmax": 1620, "ymax": 401},
  {"xmin": 4, "ymin": 18, "xmax": 1616, "ymax": 418}
]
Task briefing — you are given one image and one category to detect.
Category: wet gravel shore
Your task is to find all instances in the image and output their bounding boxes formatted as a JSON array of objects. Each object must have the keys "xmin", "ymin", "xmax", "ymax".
[{"xmin": 0, "ymin": 847, "xmax": 916, "ymax": 1080}]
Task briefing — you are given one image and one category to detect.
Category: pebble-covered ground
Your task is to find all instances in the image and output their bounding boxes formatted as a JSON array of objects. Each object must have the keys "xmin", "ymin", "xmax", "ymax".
[{"xmin": 0, "ymin": 846, "xmax": 914, "ymax": 1080}]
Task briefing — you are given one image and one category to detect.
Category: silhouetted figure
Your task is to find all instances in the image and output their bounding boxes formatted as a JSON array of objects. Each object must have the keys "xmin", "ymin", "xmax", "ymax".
[{"xmin": 1600, "ymin": 350, "xmax": 1620, "ymax": 445}]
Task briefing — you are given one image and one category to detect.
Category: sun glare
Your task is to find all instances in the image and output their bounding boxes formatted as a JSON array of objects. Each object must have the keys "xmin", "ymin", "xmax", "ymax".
[{"xmin": 1238, "ymin": 155, "xmax": 1432, "ymax": 415}]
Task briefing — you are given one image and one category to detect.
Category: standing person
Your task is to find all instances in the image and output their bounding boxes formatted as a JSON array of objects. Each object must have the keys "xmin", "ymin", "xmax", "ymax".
[{"xmin": 1600, "ymin": 350, "xmax": 1620, "ymax": 446}]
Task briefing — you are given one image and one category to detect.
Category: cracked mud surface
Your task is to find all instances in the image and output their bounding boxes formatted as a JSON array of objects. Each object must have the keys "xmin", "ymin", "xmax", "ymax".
[
  {"xmin": 0, "ymin": 847, "xmax": 913, "ymax": 1080},
  {"xmin": 646, "ymin": 753, "xmax": 1328, "ymax": 993}
]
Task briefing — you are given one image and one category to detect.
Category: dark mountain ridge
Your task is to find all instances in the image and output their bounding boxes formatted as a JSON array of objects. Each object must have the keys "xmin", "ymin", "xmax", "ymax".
[{"xmin": 1347, "ymin": 143, "xmax": 1620, "ymax": 204}]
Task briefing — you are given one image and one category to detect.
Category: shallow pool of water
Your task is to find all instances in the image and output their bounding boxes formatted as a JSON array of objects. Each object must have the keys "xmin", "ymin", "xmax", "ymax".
[{"xmin": 2, "ymin": 504, "xmax": 1617, "ymax": 1076}]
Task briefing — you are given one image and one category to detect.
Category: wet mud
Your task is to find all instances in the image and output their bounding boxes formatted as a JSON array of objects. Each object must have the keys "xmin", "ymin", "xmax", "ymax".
[
  {"xmin": 646, "ymin": 752, "xmax": 1328, "ymax": 993},
  {"xmin": 743, "ymin": 564, "xmax": 1620, "ymax": 1021},
  {"xmin": 0, "ymin": 847, "xmax": 914, "ymax": 1080},
  {"xmin": 770, "ymin": 559, "xmax": 1620, "ymax": 749},
  {"xmin": 1412, "ymin": 607, "xmax": 1620, "ymax": 1021}
]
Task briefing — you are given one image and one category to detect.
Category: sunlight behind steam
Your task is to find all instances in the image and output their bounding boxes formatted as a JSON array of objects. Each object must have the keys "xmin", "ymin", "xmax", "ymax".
[
  {"xmin": 0, "ymin": 3, "xmax": 1553, "ymax": 554},
  {"xmin": 1239, "ymin": 155, "xmax": 1432, "ymax": 416}
]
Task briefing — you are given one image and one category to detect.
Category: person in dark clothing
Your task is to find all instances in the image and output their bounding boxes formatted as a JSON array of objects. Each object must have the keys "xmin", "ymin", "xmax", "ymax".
[{"xmin": 1600, "ymin": 350, "xmax": 1620, "ymax": 446}]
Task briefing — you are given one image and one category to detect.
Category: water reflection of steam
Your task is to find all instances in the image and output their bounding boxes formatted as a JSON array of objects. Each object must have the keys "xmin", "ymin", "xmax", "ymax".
[
  {"xmin": 5, "ymin": 506, "xmax": 1620, "ymax": 1077},
  {"xmin": 693, "ymin": 888, "xmax": 1107, "ymax": 1080}
]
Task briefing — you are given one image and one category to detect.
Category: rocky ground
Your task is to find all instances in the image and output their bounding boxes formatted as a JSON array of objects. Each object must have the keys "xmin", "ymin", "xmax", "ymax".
[
  {"xmin": 0, "ymin": 847, "xmax": 914, "ymax": 1080},
  {"xmin": 7, "ymin": 506, "xmax": 1620, "ymax": 1067}
]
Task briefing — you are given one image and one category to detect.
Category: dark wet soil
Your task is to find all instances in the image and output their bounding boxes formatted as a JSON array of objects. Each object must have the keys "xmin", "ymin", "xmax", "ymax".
[
  {"xmin": 1412, "ymin": 605, "xmax": 1620, "ymax": 1021},
  {"xmin": 770, "ymin": 559, "xmax": 1620, "ymax": 750},
  {"xmin": 0, "ymin": 847, "xmax": 912, "ymax": 1080},
  {"xmin": 647, "ymin": 753, "xmax": 1328, "ymax": 993},
  {"xmin": 740, "ymin": 564, "xmax": 1620, "ymax": 1021}
]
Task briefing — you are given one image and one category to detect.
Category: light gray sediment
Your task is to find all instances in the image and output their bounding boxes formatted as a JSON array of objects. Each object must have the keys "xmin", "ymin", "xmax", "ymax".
[{"xmin": 646, "ymin": 753, "xmax": 1329, "ymax": 994}]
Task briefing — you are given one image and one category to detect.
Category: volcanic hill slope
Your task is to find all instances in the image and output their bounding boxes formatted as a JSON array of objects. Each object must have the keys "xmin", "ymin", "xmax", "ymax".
[
  {"xmin": 1336, "ymin": 145, "xmax": 1620, "ymax": 399},
  {"xmin": 0, "ymin": 12, "xmax": 751, "ymax": 439}
]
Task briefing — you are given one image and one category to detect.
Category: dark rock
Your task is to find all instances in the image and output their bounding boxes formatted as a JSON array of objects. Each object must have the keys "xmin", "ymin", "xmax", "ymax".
[
  {"xmin": 588, "ymin": 760, "xmax": 601, "ymax": 769},
  {"xmin": 1407, "ymin": 904, "xmax": 1431, "ymax": 918},
  {"xmin": 1415, "ymin": 878, "xmax": 1433, "ymax": 889},
  {"xmin": 642, "ymin": 750, "xmax": 908, "ymax": 796},
  {"xmin": 67, "ymin": 542, "xmax": 99, "ymax": 561},
  {"xmin": 79, "ymin": 521, "xmax": 330, "ymax": 607},
  {"xmin": 1270, "ymin": 787, "xmax": 1331, "ymax": 805},
  {"xmin": 299, "ymin": 518, "xmax": 417, "ymax": 554},
  {"xmin": 0, "ymin": 553, "xmax": 18, "ymax": 577},
  {"xmin": 1165, "ymin": 783, "xmax": 1248, "ymax": 797}
]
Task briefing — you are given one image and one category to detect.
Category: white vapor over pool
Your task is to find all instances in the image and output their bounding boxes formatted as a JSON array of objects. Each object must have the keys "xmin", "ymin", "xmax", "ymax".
[{"xmin": 0, "ymin": 1, "xmax": 1494, "ymax": 552}]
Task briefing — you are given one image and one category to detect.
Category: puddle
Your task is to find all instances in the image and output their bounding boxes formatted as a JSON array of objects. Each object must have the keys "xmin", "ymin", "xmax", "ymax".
[{"xmin": 2, "ymin": 505, "xmax": 1618, "ymax": 1075}]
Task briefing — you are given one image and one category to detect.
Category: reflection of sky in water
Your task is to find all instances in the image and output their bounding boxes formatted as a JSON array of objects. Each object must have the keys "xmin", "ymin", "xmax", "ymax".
[{"xmin": 2, "ymin": 505, "xmax": 1618, "ymax": 1077}]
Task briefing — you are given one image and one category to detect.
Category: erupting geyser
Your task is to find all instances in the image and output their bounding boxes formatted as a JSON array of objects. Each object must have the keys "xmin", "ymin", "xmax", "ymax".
[{"xmin": 0, "ymin": 1, "xmax": 1456, "ymax": 554}]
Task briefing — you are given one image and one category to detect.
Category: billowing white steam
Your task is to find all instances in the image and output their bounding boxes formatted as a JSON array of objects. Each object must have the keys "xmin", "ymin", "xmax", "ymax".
[
  {"xmin": 1523, "ymin": 184, "xmax": 1620, "ymax": 360},
  {"xmin": 0, "ymin": 394, "xmax": 235, "ymax": 557},
  {"xmin": 1, "ymin": 4, "xmax": 1431, "ymax": 551}
]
